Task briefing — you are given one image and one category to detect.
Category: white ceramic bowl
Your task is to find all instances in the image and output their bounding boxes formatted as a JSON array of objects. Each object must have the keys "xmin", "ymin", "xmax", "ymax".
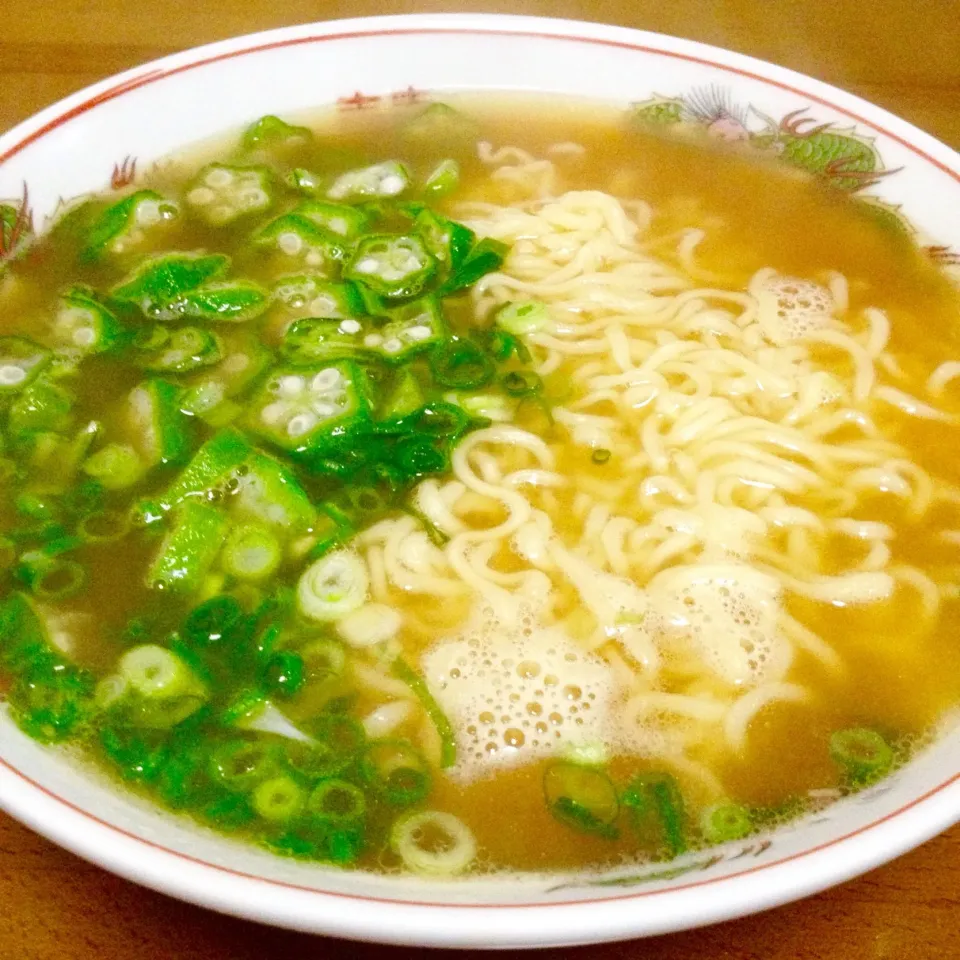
[{"xmin": 1, "ymin": 13, "xmax": 959, "ymax": 949}]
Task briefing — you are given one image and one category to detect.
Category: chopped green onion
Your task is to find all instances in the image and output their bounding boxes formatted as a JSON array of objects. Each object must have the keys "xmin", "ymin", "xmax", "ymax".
[
  {"xmin": 183, "ymin": 595, "xmax": 244, "ymax": 647},
  {"xmin": 299, "ymin": 637, "xmax": 347, "ymax": 684},
  {"xmin": 391, "ymin": 656, "xmax": 456, "ymax": 768},
  {"xmin": 209, "ymin": 739, "xmax": 279, "ymax": 792},
  {"xmin": 390, "ymin": 810, "xmax": 476, "ymax": 876},
  {"xmin": 592, "ymin": 448, "xmax": 612, "ymax": 465},
  {"xmin": 252, "ymin": 775, "xmax": 305, "ymax": 822},
  {"xmin": 261, "ymin": 650, "xmax": 305, "ymax": 698},
  {"xmin": 429, "ymin": 338, "xmax": 496, "ymax": 390},
  {"xmin": 307, "ymin": 779, "xmax": 366, "ymax": 825},
  {"xmin": 829, "ymin": 727, "xmax": 894, "ymax": 785},
  {"xmin": 495, "ymin": 299, "xmax": 550, "ymax": 336},
  {"xmin": 700, "ymin": 802, "xmax": 753, "ymax": 843},
  {"xmin": 502, "ymin": 370, "xmax": 543, "ymax": 397},
  {"xmin": 438, "ymin": 238, "xmax": 509, "ymax": 295},
  {"xmin": 221, "ymin": 523, "xmax": 282, "ymax": 582},
  {"xmin": 543, "ymin": 762, "xmax": 619, "ymax": 838},
  {"xmin": 26, "ymin": 557, "xmax": 86, "ymax": 600},
  {"xmin": 10, "ymin": 659, "xmax": 94, "ymax": 743},
  {"xmin": 362, "ymin": 740, "xmax": 432, "ymax": 807},
  {"xmin": 117, "ymin": 644, "xmax": 205, "ymax": 699},
  {"xmin": 622, "ymin": 772, "xmax": 687, "ymax": 860},
  {"xmin": 297, "ymin": 548, "xmax": 369, "ymax": 622}
]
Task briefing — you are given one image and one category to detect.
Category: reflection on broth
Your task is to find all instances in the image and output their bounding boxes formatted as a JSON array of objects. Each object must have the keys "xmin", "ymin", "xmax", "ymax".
[{"xmin": 1, "ymin": 95, "xmax": 960, "ymax": 877}]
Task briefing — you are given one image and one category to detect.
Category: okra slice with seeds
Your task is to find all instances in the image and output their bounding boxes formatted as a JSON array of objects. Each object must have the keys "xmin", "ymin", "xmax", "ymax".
[
  {"xmin": 112, "ymin": 253, "xmax": 230, "ymax": 320},
  {"xmin": 80, "ymin": 190, "xmax": 179, "ymax": 262},
  {"xmin": 414, "ymin": 209, "xmax": 475, "ymax": 268},
  {"xmin": 254, "ymin": 214, "xmax": 348, "ymax": 270},
  {"xmin": 177, "ymin": 281, "xmax": 269, "ymax": 323},
  {"xmin": 128, "ymin": 379, "xmax": 192, "ymax": 466},
  {"xmin": 52, "ymin": 288, "xmax": 122, "ymax": 355},
  {"xmin": 291, "ymin": 201, "xmax": 371, "ymax": 240},
  {"xmin": 246, "ymin": 361, "xmax": 371, "ymax": 454},
  {"xmin": 345, "ymin": 234, "xmax": 436, "ymax": 300},
  {"xmin": 327, "ymin": 161, "xmax": 410, "ymax": 202},
  {"xmin": 232, "ymin": 451, "xmax": 317, "ymax": 536},
  {"xmin": 281, "ymin": 318, "xmax": 366, "ymax": 365},
  {"xmin": 133, "ymin": 325, "xmax": 223, "ymax": 374},
  {"xmin": 272, "ymin": 276, "xmax": 366, "ymax": 323},
  {"xmin": 186, "ymin": 163, "xmax": 274, "ymax": 227},
  {"xmin": 368, "ymin": 296, "xmax": 446, "ymax": 363},
  {"xmin": 0, "ymin": 336, "xmax": 52, "ymax": 394}
]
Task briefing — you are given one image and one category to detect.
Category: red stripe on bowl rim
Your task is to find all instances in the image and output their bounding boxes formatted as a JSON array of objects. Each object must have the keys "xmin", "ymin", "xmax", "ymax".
[{"xmin": 1, "ymin": 21, "xmax": 959, "ymax": 917}]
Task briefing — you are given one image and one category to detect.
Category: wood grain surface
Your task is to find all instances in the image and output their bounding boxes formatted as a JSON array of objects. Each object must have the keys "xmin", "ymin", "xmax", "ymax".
[{"xmin": 2, "ymin": 2, "xmax": 959, "ymax": 957}]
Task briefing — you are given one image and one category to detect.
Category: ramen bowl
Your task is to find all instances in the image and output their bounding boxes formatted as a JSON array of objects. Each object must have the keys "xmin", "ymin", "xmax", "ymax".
[{"xmin": 1, "ymin": 13, "xmax": 959, "ymax": 949}]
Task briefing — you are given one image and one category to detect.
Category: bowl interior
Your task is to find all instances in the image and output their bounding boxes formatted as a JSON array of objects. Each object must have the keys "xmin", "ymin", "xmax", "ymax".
[{"xmin": 1, "ymin": 13, "xmax": 959, "ymax": 947}]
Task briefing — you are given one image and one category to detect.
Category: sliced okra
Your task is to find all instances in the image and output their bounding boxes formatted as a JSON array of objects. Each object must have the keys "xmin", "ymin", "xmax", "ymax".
[
  {"xmin": 280, "ymin": 318, "xmax": 366, "ymax": 365},
  {"xmin": 291, "ymin": 201, "xmax": 370, "ymax": 240},
  {"xmin": 0, "ymin": 336, "xmax": 52, "ymax": 394},
  {"xmin": 111, "ymin": 252, "xmax": 230, "ymax": 320},
  {"xmin": 344, "ymin": 234, "xmax": 436, "ymax": 300},
  {"xmin": 242, "ymin": 115, "xmax": 312, "ymax": 152},
  {"xmin": 133, "ymin": 325, "xmax": 223, "ymax": 374},
  {"xmin": 367, "ymin": 296, "xmax": 445, "ymax": 363},
  {"xmin": 160, "ymin": 428, "xmax": 252, "ymax": 509},
  {"xmin": 128, "ymin": 379, "xmax": 192, "ymax": 466},
  {"xmin": 253, "ymin": 214, "xmax": 348, "ymax": 270},
  {"xmin": 232, "ymin": 451, "xmax": 316, "ymax": 536},
  {"xmin": 177, "ymin": 281, "xmax": 269, "ymax": 323},
  {"xmin": 272, "ymin": 276, "xmax": 366, "ymax": 323},
  {"xmin": 246, "ymin": 361, "xmax": 371, "ymax": 454},
  {"xmin": 52, "ymin": 288, "xmax": 122, "ymax": 355},
  {"xmin": 326, "ymin": 161, "xmax": 410, "ymax": 202},
  {"xmin": 186, "ymin": 163, "xmax": 273, "ymax": 227},
  {"xmin": 147, "ymin": 500, "xmax": 227, "ymax": 593},
  {"xmin": 80, "ymin": 190, "xmax": 179, "ymax": 262}
]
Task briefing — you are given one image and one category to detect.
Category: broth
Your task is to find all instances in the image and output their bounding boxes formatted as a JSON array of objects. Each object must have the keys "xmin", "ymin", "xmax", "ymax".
[{"xmin": 1, "ymin": 94, "xmax": 960, "ymax": 876}]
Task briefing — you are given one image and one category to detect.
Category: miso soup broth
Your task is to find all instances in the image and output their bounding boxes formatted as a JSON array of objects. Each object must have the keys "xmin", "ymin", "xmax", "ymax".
[{"xmin": 2, "ymin": 94, "xmax": 960, "ymax": 877}]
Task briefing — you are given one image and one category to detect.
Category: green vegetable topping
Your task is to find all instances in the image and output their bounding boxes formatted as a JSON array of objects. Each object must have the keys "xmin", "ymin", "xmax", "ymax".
[
  {"xmin": 345, "ymin": 234, "xmax": 436, "ymax": 300},
  {"xmin": 0, "ymin": 336, "xmax": 52, "ymax": 394},
  {"xmin": 186, "ymin": 163, "xmax": 273, "ymax": 226},
  {"xmin": 700, "ymin": 802, "xmax": 753, "ymax": 843},
  {"xmin": 543, "ymin": 762, "xmax": 619, "ymax": 838},
  {"xmin": 829, "ymin": 727, "xmax": 894, "ymax": 785}
]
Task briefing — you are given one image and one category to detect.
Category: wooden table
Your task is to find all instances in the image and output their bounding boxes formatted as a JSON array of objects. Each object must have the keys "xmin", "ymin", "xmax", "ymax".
[{"xmin": 2, "ymin": 1, "xmax": 959, "ymax": 957}]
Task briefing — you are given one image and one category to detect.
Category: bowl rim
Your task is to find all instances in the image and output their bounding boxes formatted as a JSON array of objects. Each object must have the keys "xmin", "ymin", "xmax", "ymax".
[{"xmin": 1, "ymin": 12, "xmax": 960, "ymax": 948}]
